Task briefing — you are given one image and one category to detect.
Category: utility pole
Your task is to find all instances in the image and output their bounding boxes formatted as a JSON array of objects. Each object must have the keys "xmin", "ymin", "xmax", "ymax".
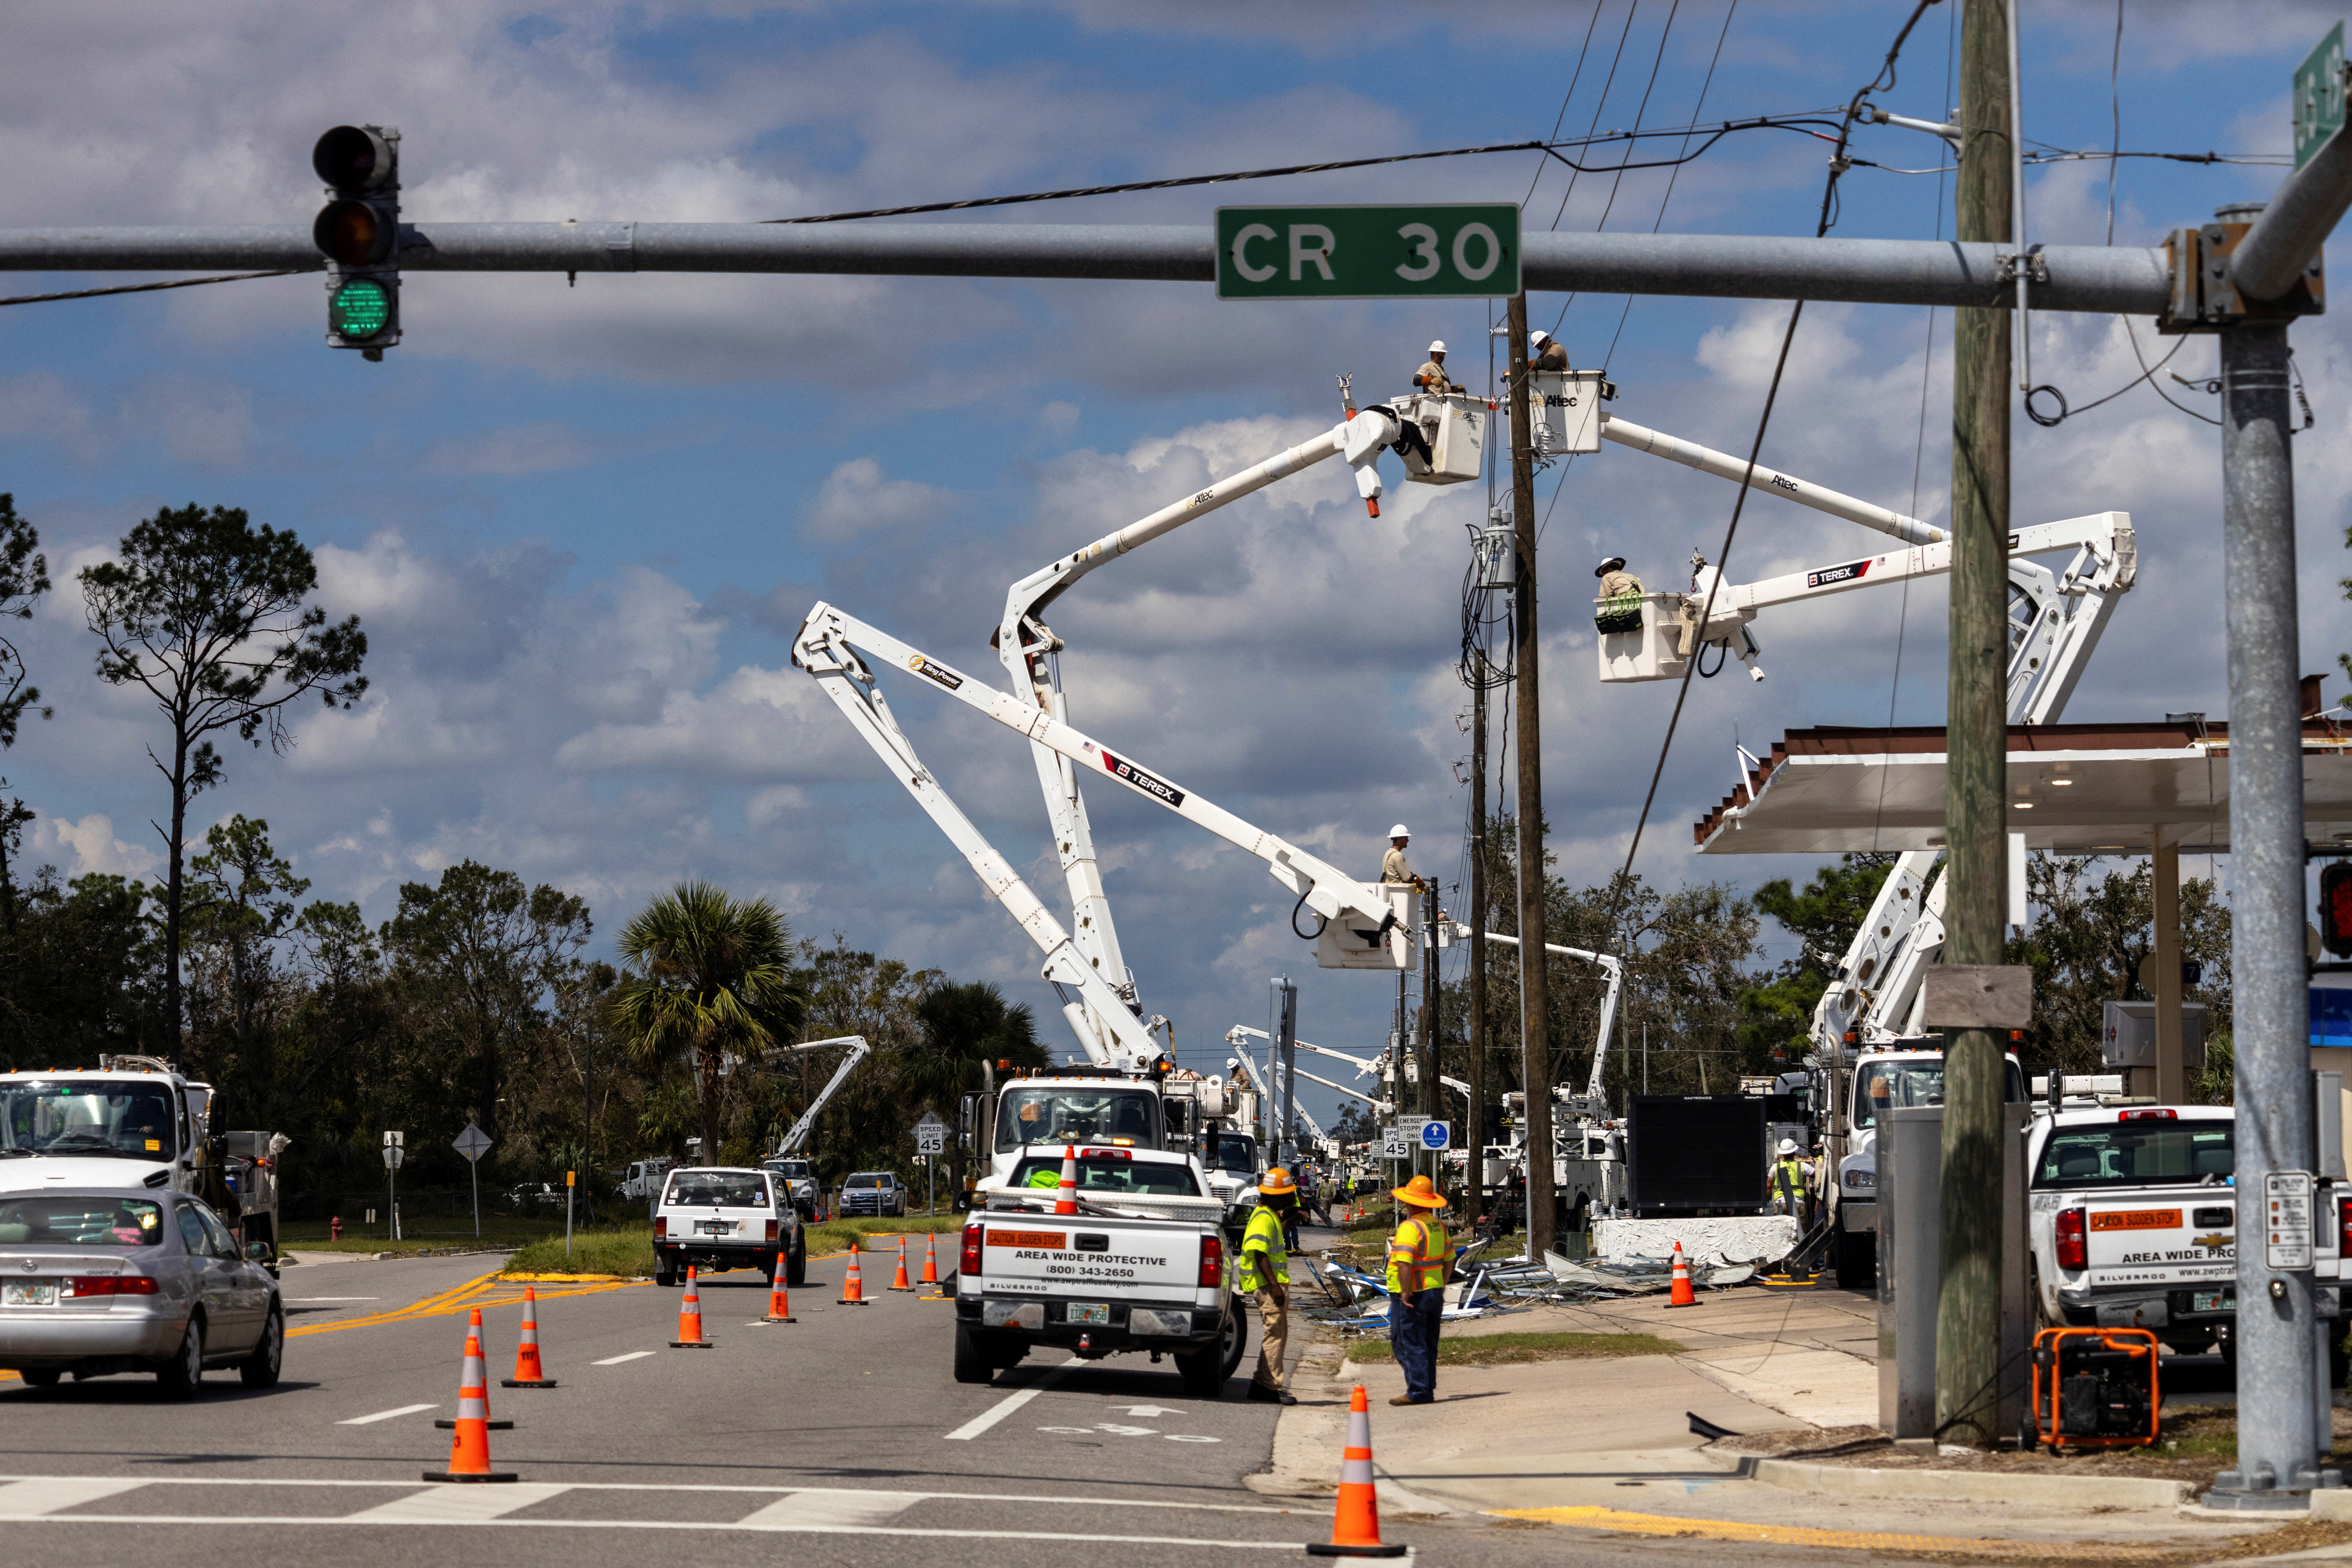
[
  {"xmin": 1506, "ymin": 290, "xmax": 1555, "ymax": 1260},
  {"xmin": 1469, "ymin": 679, "xmax": 1490, "ymax": 1218},
  {"xmin": 1935, "ymin": 0, "xmax": 2014, "ymax": 1449}
]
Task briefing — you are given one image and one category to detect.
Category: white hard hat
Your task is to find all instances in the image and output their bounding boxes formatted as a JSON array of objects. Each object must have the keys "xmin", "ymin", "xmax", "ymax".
[
  {"xmin": 1427, "ymin": 340, "xmax": 1446, "ymax": 354},
  {"xmin": 1778, "ymin": 1137, "xmax": 1798, "ymax": 1155},
  {"xmin": 1389, "ymin": 823, "xmax": 1411, "ymax": 839},
  {"xmin": 1530, "ymin": 330, "xmax": 1552, "ymax": 350}
]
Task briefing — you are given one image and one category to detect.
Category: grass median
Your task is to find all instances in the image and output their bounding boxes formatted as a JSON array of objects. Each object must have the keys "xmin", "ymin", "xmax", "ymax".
[
  {"xmin": 1345, "ymin": 1331, "xmax": 1684, "ymax": 1367},
  {"xmin": 499, "ymin": 1214, "xmax": 966, "ymax": 1278}
]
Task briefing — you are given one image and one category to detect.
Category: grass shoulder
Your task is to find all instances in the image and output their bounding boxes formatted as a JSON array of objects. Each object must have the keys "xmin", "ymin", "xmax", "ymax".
[{"xmin": 1345, "ymin": 1331, "xmax": 1684, "ymax": 1367}]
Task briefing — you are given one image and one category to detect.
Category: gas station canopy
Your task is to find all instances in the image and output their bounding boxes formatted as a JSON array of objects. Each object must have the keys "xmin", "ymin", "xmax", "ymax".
[{"xmin": 1692, "ymin": 719, "xmax": 2352, "ymax": 856}]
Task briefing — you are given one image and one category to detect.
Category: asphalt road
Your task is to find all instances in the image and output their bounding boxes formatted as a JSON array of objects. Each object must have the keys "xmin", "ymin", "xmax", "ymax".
[{"xmin": 0, "ymin": 1238, "xmax": 1863, "ymax": 1566}]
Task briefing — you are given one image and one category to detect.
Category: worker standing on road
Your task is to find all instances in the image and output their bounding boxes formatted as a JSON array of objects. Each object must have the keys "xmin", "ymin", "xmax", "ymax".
[
  {"xmin": 1241, "ymin": 1168, "xmax": 1300, "ymax": 1405},
  {"xmin": 1770, "ymin": 1138, "xmax": 1812, "ymax": 1226},
  {"xmin": 1414, "ymin": 341, "xmax": 1456, "ymax": 394},
  {"xmin": 1381, "ymin": 825, "xmax": 1415, "ymax": 886},
  {"xmin": 1386, "ymin": 1173, "xmax": 1454, "ymax": 1406},
  {"xmin": 1529, "ymin": 329, "xmax": 1569, "ymax": 373}
]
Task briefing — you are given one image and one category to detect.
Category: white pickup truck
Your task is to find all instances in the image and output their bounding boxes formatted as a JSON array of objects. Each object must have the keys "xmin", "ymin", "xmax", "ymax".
[
  {"xmin": 2022, "ymin": 1106, "xmax": 2311, "ymax": 1366},
  {"xmin": 953, "ymin": 1146, "xmax": 1246, "ymax": 1397}
]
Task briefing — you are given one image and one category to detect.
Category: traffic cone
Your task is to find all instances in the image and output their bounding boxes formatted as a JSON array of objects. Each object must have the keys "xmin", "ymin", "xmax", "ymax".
[
  {"xmin": 671, "ymin": 1265, "xmax": 715, "ymax": 1347},
  {"xmin": 919, "ymin": 1231, "xmax": 940, "ymax": 1286},
  {"xmin": 1306, "ymin": 1385, "xmax": 1405, "ymax": 1557},
  {"xmin": 501, "ymin": 1286, "xmax": 558, "ymax": 1388},
  {"xmin": 423, "ymin": 1310, "xmax": 517, "ymax": 1482},
  {"xmin": 437, "ymin": 1308, "xmax": 514, "ymax": 1429},
  {"xmin": 889, "ymin": 1234, "xmax": 913, "ymax": 1291},
  {"xmin": 1665, "ymin": 1241, "xmax": 1702, "ymax": 1308},
  {"xmin": 1054, "ymin": 1143, "xmax": 1080, "ymax": 1216},
  {"xmin": 763, "ymin": 1251, "xmax": 796, "ymax": 1323},
  {"xmin": 839, "ymin": 1243, "xmax": 867, "ymax": 1305}
]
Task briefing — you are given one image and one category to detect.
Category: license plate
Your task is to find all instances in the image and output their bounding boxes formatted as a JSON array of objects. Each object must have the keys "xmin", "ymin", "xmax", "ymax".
[
  {"xmin": 2193, "ymin": 1290, "xmax": 2234, "ymax": 1312},
  {"xmin": 697, "ymin": 1221, "xmax": 729, "ymax": 1235},
  {"xmin": 3, "ymin": 1282, "xmax": 56, "ymax": 1307},
  {"xmin": 1067, "ymin": 1302, "xmax": 1109, "ymax": 1325}
]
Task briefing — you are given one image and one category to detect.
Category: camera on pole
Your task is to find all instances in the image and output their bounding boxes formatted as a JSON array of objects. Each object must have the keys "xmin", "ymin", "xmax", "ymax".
[{"xmin": 311, "ymin": 124, "xmax": 402, "ymax": 360}]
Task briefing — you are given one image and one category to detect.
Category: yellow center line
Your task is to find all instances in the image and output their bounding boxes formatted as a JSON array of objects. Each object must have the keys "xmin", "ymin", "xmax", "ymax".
[
  {"xmin": 1494, "ymin": 1506, "xmax": 2188, "ymax": 1560},
  {"xmin": 288, "ymin": 1271, "xmax": 644, "ymax": 1340}
]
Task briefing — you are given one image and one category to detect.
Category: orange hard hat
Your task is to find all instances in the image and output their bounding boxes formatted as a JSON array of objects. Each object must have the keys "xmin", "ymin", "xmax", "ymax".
[
  {"xmin": 1259, "ymin": 1167, "xmax": 1298, "ymax": 1195},
  {"xmin": 1391, "ymin": 1174, "xmax": 1447, "ymax": 1209}
]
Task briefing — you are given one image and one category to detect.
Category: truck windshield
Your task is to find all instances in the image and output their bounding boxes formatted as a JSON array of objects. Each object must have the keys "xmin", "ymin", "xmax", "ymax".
[
  {"xmin": 1853, "ymin": 1060, "xmax": 2027, "ymax": 1130},
  {"xmin": 766, "ymin": 1161, "xmax": 811, "ymax": 1179},
  {"xmin": 1008, "ymin": 1155, "xmax": 1201, "ymax": 1196},
  {"xmin": 1205, "ymin": 1134, "xmax": 1258, "ymax": 1174},
  {"xmin": 0, "ymin": 1081, "xmax": 178, "ymax": 1161},
  {"xmin": 2036, "ymin": 1122, "xmax": 2234, "ymax": 1189},
  {"xmin": 996, "ymin": 1087, "xmax": 1161, "ymax": 1152}
]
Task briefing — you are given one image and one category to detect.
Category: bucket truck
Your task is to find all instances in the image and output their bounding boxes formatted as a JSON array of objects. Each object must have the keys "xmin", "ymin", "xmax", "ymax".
[
  {"xmin": 760, "ymin": 1035, "xmax": 869, "ymax": 1217},
  {"xmin": 1581, "ymin": 406, "xmax": 2136, "ymax": 1286}
]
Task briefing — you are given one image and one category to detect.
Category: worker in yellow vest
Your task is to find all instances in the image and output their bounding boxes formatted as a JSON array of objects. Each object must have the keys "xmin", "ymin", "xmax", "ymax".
[
  {"xmin": 1239, "ymin": 1168, "xmax": 1299, "ymax": 1404},
  {"xmin": 1386, "ymin": 1174, "xmax": 1454, "ymax": 1406}
]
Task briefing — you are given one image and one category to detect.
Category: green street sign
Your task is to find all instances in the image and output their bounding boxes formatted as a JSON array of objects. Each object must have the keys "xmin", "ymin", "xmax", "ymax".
[
  {"xmin": 2295, "ymin": 21, "xmax": 2346, "ymax": 169},
  {"xmin": 1215, "ymin": 204, "xmax": 1521, "ymax": 300}
]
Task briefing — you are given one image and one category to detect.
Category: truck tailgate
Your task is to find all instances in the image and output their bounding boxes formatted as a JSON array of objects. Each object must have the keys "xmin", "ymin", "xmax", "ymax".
[
  {"xmin": 2086, "ymin": 1197, "xmax": 2234, "ymax": 1288},
  {"xmin": 977, "ymin": 1217, "xmax": 1199, "ymax": 1300}
]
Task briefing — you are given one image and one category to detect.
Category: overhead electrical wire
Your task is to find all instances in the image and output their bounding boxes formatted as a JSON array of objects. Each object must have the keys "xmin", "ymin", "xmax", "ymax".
[{"xmin": 0, "ymin": 267, "xmax": 314, "ymax": 310}]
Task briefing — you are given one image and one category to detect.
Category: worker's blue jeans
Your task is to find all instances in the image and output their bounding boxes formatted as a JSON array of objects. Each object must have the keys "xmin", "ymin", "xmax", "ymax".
[{"xmin": 1389, "ymin": 1290, "xmax": 1444, "ymax": 1401}]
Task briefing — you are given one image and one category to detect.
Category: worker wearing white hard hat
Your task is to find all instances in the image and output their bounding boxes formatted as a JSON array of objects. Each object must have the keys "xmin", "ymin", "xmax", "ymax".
[
  {"xmin": 1415, "ymin": 341, "xmax": 1457, "ymax": 396},
  {"xmin": 1529, "ymin": 329, "xmax": 1569, "ymax": 373},
  {"xmin": 1771, "ymin": 1137, "xmax": 1812, "ymax": 1225},
  {"xmin": 1381, "ymin": 825, "xmax": 1413, "ymax": 886}
]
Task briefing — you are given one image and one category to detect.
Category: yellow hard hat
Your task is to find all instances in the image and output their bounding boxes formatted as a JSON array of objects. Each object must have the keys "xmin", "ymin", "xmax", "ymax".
[
  {"xmin": 1391, "ymin": 1174, "xmax": 1447, "ymax": 1209},
  {"xmin": 1259, "ymin": 1167, "xmax": 1298, "ymax": 1195}
]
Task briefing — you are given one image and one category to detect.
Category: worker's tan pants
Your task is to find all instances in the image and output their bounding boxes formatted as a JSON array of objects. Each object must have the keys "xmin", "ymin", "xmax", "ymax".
[{"xmin": 1253, "ymin": 1288, "xmax": 1289, "ymax": 1391}]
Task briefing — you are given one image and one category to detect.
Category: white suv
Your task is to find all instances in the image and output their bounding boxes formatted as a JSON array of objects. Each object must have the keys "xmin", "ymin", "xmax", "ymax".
[{"xmin": 652, "ymin": 1166, "xmax": 804, "ymax": 1288}]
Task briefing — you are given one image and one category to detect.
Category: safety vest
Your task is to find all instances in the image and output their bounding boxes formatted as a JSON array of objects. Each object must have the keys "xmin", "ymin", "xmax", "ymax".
[
  {"xmin": 1026, "ymin": 1165, "xmax": 1062, "ymax": 1189},
  {"xmin": 1385, "ymin": 1217, "xmax": 1451, "ymax": 1294},
  {"xmin": 1238, "ymin": 1205, "xmax": 1288, "ymax": 1294},
  {"xmin": 1774, "ymin": 1159, "xmax": 1807, "ymax": 1201}
]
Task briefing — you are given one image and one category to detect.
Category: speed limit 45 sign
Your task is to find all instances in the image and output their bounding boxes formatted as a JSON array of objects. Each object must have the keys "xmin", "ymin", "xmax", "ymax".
[{"xmin": 1217, "ymin": 204, "xmax": 1521, "ymax": 299}]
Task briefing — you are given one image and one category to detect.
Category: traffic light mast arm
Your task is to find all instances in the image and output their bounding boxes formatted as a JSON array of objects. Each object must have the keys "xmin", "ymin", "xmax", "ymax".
[
  {"xmin": 788, "ymin": 610, "xmax": 1160, "ymax": 1072},
  {"xmin": 794, "ymin": 601, "xmax": 1408, "ymax": 957},
  {"xmin": 772, "ymin": 1036, "xmax": 872, "ymax": 1155}
]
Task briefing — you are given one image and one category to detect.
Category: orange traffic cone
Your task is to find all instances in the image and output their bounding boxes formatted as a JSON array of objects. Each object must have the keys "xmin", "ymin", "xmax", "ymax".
[
  {"xmin": 889, "ymin": 1234, "xmax": 913, "ymax": 1291},
  {"xmin": 1665, "ymin": 1241, "xmax": 1702, "ymax": 1308},
  {"xmin": 437, "ymin": 1308, "xmax": 514, "ymax": 1429},
  {"xmin": 501, "ymin": 1285, "xmax": 558, "ymax": 1388},
  {"xmin": 424, "ymin": 1310, "xmax": 518, "ymax": 1482},
  {"xmin": 1306, "ymin": 1385, "xmax": 1405, "ymax": 1557},
  {"xmin": 1054, "ymin": 1143, "xmax": 1080, "ymax": 1216},
  {"xmin": 919, "ymin": 1231, "xmax": 940, "ymax": 1286},
  {"xmin": 839, "ymin": 1244, "xmax": 867, "ymax": 1305},
  {"xmin": 763, "ymin": 1252, "xmax": 796, "ymax": 1323},
  {"xmin": 671, "ymin": 1265, "xmax": 715, "ymax": 1347}
]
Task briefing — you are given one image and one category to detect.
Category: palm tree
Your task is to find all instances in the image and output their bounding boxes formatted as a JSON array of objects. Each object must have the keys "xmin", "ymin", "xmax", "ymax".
[
  {"xmin": 906, "ymin": 980, "xmax": 1046, "ymax": 1198},
  {"xmin": 609, "ymin": 882, "xmax": 804, "ymax": 1165}
]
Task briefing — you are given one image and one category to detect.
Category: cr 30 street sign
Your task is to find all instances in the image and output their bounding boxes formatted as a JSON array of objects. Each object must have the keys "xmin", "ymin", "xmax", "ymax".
[{"xmin": 1216, "ymin": 204, "xmax": 1521, "ymax": 299}]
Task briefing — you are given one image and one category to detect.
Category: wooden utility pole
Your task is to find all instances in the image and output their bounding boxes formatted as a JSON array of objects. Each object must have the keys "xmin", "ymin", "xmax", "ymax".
[
  {"xmin": 1468, "ymin": 679, "xmax": 1489, "ymax": 1217},
  {"xmin": 1936, "ymin": 0, "xmax": 2014, "ymax": 1449},
  {"xmin": 1420, "ymin": 893, "xmax": 1440, "ymax": 1125},
  {"xmin": 1506, "ymin": 291, "xmax": 1556, "ymax": 1259}
]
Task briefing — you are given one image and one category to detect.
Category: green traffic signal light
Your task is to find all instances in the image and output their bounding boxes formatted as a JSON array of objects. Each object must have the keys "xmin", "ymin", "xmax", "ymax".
[{"xmin": 328, "ymin": 278, "xmax": 393, "ymax": 341}]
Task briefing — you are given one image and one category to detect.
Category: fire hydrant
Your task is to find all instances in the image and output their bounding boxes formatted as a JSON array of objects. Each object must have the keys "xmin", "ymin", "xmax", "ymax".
[{"xmin": 329, "ymin": 1216, "xmax": 343, "ymax": 1242}]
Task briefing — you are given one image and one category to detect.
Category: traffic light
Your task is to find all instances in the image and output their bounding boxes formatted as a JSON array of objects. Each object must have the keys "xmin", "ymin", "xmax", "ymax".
[
  {"xmin": 2322, "ymin": 863, "xmax": 2352, "ymax": 958},
  {"xmin": 311, "ymin": 124, "xmax": 401, "ymax": 360}
]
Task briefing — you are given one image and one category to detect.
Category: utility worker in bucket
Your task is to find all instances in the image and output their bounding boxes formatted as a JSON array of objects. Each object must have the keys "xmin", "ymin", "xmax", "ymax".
[
  {"xmin": 1386, "ymin": 1174, "xmax": 1455, "ymax": 1406},
  {"xmin": 1529, "ymin": 328, "xmax": 1569, "ymax": 373},
  {"xmin": 1415, "ymin": 340, "xmax": 1458, "ymax": 394},
  {"xmin": 1240, "ymin": 1168, "xmax": 1300, "ymax": 1404},
  {"xmin": 1381, "ymin": 825, "xmax": 1415, "ymax": 886}
]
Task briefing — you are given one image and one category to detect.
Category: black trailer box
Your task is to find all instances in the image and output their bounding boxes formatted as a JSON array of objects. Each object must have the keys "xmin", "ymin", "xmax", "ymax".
[{"xmin": 1628, "ymin": 1095, "xmax": 1767, "ymax": 1216}]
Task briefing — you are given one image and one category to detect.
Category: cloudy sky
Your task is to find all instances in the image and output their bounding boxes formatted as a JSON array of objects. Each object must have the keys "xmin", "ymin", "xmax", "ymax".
[{"xmin": 1, "ymin": 1, "xmax": 2345, "ymax": 1127}]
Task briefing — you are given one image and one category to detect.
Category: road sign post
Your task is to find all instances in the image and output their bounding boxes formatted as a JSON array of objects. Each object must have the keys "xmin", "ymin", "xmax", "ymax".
[
  {"xmin": 452, "ymin": 1123, "xmax": 493, "ymax": 1240},
  {"xmin": 1216, "ymin": 204, "xmax": 1519, "ymax": 299},
  {"xmin": 916, "ymin": 1112, "xmax": 947, "ymax": 1214},
  {"xmin": 566, "ymin": 1169, "xmax": 577, "ymax": 1258},
  {"xmin": 382, "ymin": 1131, "xmax": 404, "ymax": 1242},
  {"xmin": 1418, "ymin": 1121, "xmax": 1451, "ymax": 1152}
]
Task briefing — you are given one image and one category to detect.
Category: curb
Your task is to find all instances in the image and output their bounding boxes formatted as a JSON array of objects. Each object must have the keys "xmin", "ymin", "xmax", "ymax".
[{"xmin": 1747, "ymin": 1455, "xmax": 2197, "ymax": 1508}]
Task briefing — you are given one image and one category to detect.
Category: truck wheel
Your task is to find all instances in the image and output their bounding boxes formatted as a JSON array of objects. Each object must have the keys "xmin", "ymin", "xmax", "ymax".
[
  {"xmin": 18, "ymin": 1369, "xmax": 60, "ymax": 1388},
  {"xmin": 1832, "ymin": 1230, "xmax": 1876, "ymax": 1291},
  {"xmin": 953, "ymin": 1324, "xmax": 996, "ymax": 1386},
  {"xmin": 654, "ymin": 1258, "xmax": 677, "ymax": 1287},
  {"xmin": 787, "ymin": 1237, "xmax": 807, "ymax": 1289},
  {"xmin": 2332, "ymin": 1323, "xmax": 2349, "ymax": 1390},
  {"xmin": 1178, "ymin": 1310, "xmax": 1244, "ymax": 1399}
]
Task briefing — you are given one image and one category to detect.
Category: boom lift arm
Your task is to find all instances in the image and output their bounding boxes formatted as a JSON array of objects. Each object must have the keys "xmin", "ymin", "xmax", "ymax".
[
  {"xmin": 772, "ymin": 1035, "xmax": 872, "ymax": 1155},
  {"xmin": 795, "ymin": 602, "xmax": 1415, "ymax": 968},
  {"xmin": 1442, "ymin": 927, "xmax": 1625, "ymax": 1107},
  {"xmin": 1227, "ymin": 1025, "xmax": 1473, "ymax": 1099}
]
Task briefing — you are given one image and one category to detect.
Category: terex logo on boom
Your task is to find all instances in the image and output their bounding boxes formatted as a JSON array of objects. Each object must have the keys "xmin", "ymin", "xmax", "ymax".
[
  {"xmin": 1100, "ymin": 750, "xmax": 1185, "ymax": 808},
  {"xmin": 1808, "ymin": 558, "xmax": 1874, "ymax": 590}
]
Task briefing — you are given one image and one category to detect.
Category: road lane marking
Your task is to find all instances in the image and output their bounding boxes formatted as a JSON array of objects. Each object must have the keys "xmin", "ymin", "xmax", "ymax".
[
  {"xmin": 592, "ymin": 1351, "xmax": 659, "ymax": 1366},
  {"xmin": 0, "ymin": 1475, "xmax": 1291, "ymax": 1514},
  {"xmin": 735, "ymin": 1490, "xmax": 920, "ymax": 1528},
  {"xmin": 337, "ymin": 1403, "xmax": 440, "ymax": 1426},
  {"xmin": 290, "ymin": 1296, "xmax": 380, "ymax": 1302},
  {"xmin": 346, "ymin": 1483, "xmax": 572, "ymax": 1523},
  {"xmin": 0, "ymin": 1478, "xmax": 148, "ymax": 1518},
  {"xmin": 942, "ymin": 1356, "xmax": 1081, "ymax": 1441}
]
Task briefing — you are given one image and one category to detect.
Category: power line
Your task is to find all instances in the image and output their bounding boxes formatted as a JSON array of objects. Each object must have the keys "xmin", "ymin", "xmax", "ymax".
[{"xmin": 0, "ymin": 267, "xmax": 313, "ymax": 310}]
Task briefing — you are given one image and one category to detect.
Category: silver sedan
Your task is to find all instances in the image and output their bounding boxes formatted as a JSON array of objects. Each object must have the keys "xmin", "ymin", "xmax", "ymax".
[{"xmin": 0, "ymin": 1188, "xmax": 282, "ymax": 1397}]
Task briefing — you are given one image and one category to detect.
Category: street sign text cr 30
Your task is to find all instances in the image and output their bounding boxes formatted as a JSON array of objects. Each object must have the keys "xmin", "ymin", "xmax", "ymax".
[{"xmin": 1216, "ymin": 205, "xmax": 1521, "ymax": 300}]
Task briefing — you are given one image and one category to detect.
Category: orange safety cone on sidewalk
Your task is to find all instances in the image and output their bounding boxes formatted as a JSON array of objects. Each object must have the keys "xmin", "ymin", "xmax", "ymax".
[
  {"xmin": 501, "ymin": 1286, "xmax": 558, "ymax": 1388},
  {"xmin": 1306, "ymin": 1385, "xmax": 1406, "ymax": 1557},
  {"xmin": 763, "ymin": 1252, "xmax": 796, "ymax": 1323},
  {"xmin": 671, "ymin": 1265, "xmax": 715, "ymax": 1347},
  {"xmin": 1665, "ymin": 1241, "xmax": 1702, "ymax": 1308},
  {"xmin": 1054, "ymin": 1143, "xmax": 1080, "ymax": 1215},
  {"xmin": 889, "ymin": 1234, "xmax": 913, "ymax": 1291},
  {"xmin": 839, "ymin": 1244, "xmax": 867, "ymax": 1305},
  {"xmin": 424, "ymin": 1311, "xmax": 518, "ymax": 1482},
  {"xmin": 437, "ymin": 1308, "xmax": 514, "ymax": 1430},
  {"xmin": 919, "ymin": 1231, "xmax": 940, "ymax": 1286}
]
